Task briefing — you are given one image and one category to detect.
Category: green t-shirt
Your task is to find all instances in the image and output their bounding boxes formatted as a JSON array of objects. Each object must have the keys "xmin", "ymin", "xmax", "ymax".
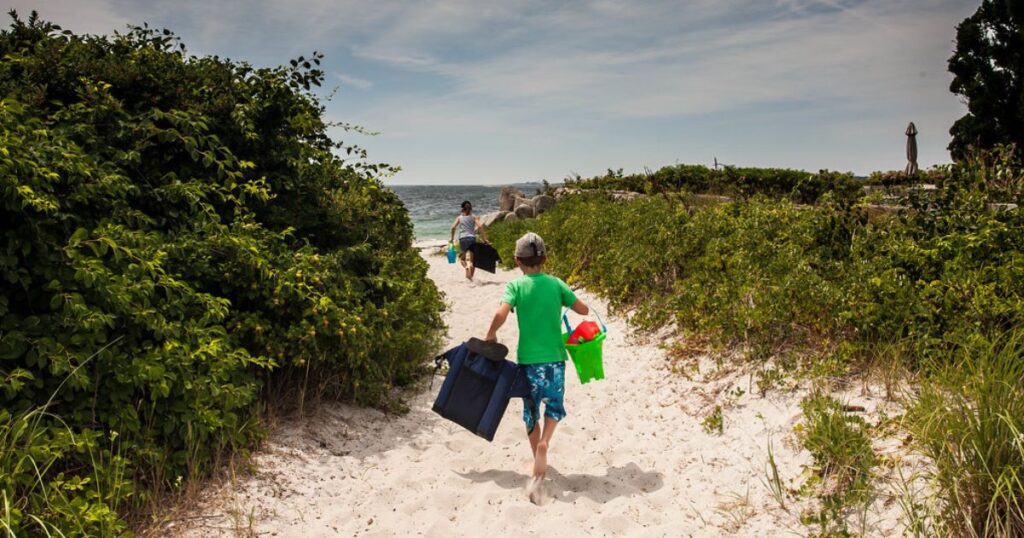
[{"xmin": 501, "ymin": 273, "xmax": 578, "ymax": 364}]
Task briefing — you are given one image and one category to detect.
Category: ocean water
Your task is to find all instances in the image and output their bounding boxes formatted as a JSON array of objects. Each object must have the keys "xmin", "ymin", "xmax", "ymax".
[{"xmin": 390, "ymin": 183, "xmax": 545, "ymax": 241}]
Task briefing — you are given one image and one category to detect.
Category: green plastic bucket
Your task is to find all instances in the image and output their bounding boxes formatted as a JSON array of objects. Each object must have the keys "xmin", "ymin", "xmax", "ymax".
[{"xmin": 562, "ymin": 310, "xmax": 607, "ymax": 384}]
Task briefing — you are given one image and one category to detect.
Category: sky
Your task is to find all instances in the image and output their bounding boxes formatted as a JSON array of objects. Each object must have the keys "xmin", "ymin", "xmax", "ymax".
[{"xmin": 10, "ymin": 0, "xmax": 978, "ymax": 184}]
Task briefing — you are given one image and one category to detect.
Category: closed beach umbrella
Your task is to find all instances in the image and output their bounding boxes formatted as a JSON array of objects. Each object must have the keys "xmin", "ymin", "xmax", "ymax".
[{"xmin": 905, "ymin": 122, "xmax": 919, "ymax": 176}]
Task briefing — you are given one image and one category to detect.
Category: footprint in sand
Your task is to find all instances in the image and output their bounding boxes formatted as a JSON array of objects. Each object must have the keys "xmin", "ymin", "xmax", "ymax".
[
  {"xmin": 445, "ymin": 438, "xmax": 469, "ymax": 452},
  {"xmin": 599, "ymin": 515, "xmax": 639, "ymax": 534},
  {"xmin": 503, "ymin": 505, "xmax": 536, "ymax": 521}
]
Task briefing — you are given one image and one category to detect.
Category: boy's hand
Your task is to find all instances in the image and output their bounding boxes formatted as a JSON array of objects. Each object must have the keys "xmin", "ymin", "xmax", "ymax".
[{"xmin": 485, "ymin": 303, "xmax": 511, "ymax": 343}]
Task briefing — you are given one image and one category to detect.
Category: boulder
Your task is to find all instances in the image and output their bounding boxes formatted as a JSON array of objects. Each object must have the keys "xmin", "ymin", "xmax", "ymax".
[
  {"xmin": 514, "ymin": 204, "xmax": 535, "ymax": 219},
  {"xmin": 503, "ymin": 212, "xmax": 520, "ymax": 222},
  {"xmin": 499, "ymin": 187, "xmax": 525, "ymax": 212},
  {"xmin": 479, "ymin": 211, "xmax": 509, "ymax": 227},
  {"xmin": 532, "ymin": 194, "xmax": 556, "ymax": 214},
  {"xmin": 513, "ymin": 196, "xmax": 533, "ymax": 210}
]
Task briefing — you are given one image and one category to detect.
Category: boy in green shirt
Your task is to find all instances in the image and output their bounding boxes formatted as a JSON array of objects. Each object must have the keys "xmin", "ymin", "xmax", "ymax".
[{"xmin": 484, "ymin": 232, "xmax": 589, "ymax": 496}]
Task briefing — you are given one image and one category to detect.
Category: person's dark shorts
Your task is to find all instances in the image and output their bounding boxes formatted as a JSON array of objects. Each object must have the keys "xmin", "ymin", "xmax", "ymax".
[{"xmin": 458, "ymin": 236, "xmax": 476, "ymax": 252}]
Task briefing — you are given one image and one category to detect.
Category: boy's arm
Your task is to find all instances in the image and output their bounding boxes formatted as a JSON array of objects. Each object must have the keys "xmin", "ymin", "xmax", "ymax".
[
  {"xmin": 560, "ymin": 278, "xmax": 589, "ymax": 315},
  {"xmin": 484, "ymin": 303, "xmax": 512, "ymax": 342},
  {"xmin": 449, "ymin": 218, "xmax": 459, "ymax": 243},
  {"xmin": 570, "ymin": 298, "xmax": 589, "ymax": 316}
]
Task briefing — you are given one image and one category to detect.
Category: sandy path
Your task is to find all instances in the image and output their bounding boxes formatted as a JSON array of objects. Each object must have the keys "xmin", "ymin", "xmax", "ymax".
[{"xmin": 173, "ymin": 251, "xmax": 907, "ymax": 537}]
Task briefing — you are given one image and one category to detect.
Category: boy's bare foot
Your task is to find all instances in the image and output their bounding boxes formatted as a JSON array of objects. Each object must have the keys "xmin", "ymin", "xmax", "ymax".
[
  {"xmin": 526, "ymin": 476, "xmax": 545, "ymax": 505},
  {"xmin": 533, "ymin": 441, "xmax": 548, "ymax": 477}
]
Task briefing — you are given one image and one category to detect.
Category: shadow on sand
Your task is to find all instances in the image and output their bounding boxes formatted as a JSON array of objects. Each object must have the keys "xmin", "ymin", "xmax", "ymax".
[{"xmin": 456, "ymin": 462, "xmax": 664, "ymax": 504}]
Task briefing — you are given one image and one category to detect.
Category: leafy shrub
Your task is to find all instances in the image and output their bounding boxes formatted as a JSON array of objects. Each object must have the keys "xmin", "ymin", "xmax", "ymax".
[
  {"xmin": 489, "ymin": 194, "xmax": 853, "ymax": 358},
  {"xmin": 563, "ymin": 164, "xmax": 864, "ymax": 206},
  {"xmin": 796, "ymin": 393, "xmax": 876, "ymax": 536},
  {"xmin": 491, "ymin": 150, "xmax": 1024, "ymax": 368},
  {"xmin": 0, "ymin": 14, "xmax": 444, "ymax": 533},
  {"xmin": 865, "ymin": 167, "xmax": 950, "ymax": 188}
]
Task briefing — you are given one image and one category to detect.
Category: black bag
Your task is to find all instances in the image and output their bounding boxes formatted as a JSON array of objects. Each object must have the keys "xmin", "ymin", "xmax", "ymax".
[
  {"xmin": 469, "ymin": 242, "xmax": 501, "ymax": 274},
  {"xmin": 432, "ymin": 339, "xmax": 530, "ymax": 441}
]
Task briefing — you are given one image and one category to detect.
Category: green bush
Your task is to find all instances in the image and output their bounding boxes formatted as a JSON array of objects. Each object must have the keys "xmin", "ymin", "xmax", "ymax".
[
  {"xmin": 865, "ymin": 167, "xmax": 949, "ymax": 188},
  {"xmin": 491, "ymin": 151, "xmax": 1024, "ymax": 367},
  {"xmin": 490, "ymin": 194, "xmax": 852, "ymax": 356},
  {"xmin": 796, "ymin": 394, "xmax": 876, "ymax": 535},
  {"xmin": 0, "ymin": 14, "xmax": 443, "ymax": 534},
  {"xmin": 563, "ymin": 164, "xmax": 864, "ymax": 206}
]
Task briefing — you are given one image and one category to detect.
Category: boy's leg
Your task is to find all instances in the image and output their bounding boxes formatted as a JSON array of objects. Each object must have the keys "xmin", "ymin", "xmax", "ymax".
[
  {"xmin": 527, "ymin": 422, "xmax": 541, "ymax": 456},
  {"xmin": 533, "ymin": 417, "xmax": 558, "ymax": 477},
  {"xmin": 522, "ymin": 367, "xmax": 542, "ymax": 460},
  {"xmin": 533, "ymin": 363, "xmax": 566, "ymax": 478}
]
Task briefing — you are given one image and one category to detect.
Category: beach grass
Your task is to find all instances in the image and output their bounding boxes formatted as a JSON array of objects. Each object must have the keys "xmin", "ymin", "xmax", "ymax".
[{"xmin": 906, "ymin": 331, "xmax": 1024, "ymax": 537}]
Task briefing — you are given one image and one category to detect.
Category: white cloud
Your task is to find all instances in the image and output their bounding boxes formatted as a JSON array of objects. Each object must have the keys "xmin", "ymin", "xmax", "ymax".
[
  {"xmin": 336, "ymin": 72, "xmax": 373, "ymax": 90},
  {"xmin": 325, "ymin": 0, "xmax": 975, "ymax": 180},
  {"xmin": 7, "ymin": 0, "xmax": 977, "ymax": 179},
  {"xmin": 349, "ymin": 0, "xmax": 968, "ymax": 122}
]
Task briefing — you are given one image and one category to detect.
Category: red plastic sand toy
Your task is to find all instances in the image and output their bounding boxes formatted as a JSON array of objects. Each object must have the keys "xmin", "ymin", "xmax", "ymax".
[{"xmin": 567, "ymin": 320, "xmax": 601, "ymax": 345}]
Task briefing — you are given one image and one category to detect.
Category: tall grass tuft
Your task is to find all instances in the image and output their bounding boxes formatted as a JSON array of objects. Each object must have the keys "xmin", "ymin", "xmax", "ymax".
[
  {"xmin": 909, "ymin": 331, "xmax": 1024, "ymax": 537},
  {"xmin": 0, "ymin": 406, "xmax": 131, "ymax": 537},
  {"xmin": 0, "ymin": 342, "xmax": 131, "ymax": 536}
]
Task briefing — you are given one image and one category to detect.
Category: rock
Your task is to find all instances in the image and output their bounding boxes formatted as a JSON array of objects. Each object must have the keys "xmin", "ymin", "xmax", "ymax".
[
  {"xmin": 499, "ymin": 187, "xmax": 525, "ymax": 212},
  {"xmin": 480, "ymin": 211, "xmax": 509, "ymax": 227},
  {"xmin": 514, "ymin": 204, "xmax": 535, "ymax": 219},
  {"xmin": 503, "ymin": 212, "xmax": 520, "ymax": 222},
  {"xmin": 513, "ymin": 196, "xmax": 534, "ymax": 210},
  {"xmin": 532, "ymin": 195, "xmax": 556, "ymax": 214},
  {"xmin": 549, "ymin": 186, "xmax": 644, "ymax": 203},
  {"xmin": 552, "ymin": 187, "xmax": 581, "ymax": 200},
  {"xmin": 610, "ymin": 191, "xmax": 643, "ymax": 202},
  {"xmin": 988, "ymin": 203, "xmax": 1019, "ymax": 212},
  {"xmin": 690, "ymin": 194, "xmax": 732, "ymax": 204}
]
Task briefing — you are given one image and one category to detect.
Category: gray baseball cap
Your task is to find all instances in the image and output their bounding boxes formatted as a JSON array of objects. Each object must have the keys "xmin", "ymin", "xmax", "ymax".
[{"xmin": 515, "ymin": 232, "xmax": 546, "ymax": 257}]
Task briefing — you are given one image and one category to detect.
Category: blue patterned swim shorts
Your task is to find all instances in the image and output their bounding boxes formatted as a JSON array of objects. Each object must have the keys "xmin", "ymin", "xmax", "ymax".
[{"xmin": 522, "ymin": 361, "xmax": 566, "ymax": 433}]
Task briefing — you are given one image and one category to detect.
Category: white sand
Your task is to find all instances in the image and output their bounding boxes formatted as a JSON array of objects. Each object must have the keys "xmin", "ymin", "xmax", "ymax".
[{"xmin": 170, "ymin": 251, "xmax": 915, "ymax": 537}]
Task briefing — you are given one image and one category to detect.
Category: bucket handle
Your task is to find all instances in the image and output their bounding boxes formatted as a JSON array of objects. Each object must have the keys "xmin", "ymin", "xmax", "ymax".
[{"xmin": 562, "ymin": 307, "xmax": 607, "ymax": 335}]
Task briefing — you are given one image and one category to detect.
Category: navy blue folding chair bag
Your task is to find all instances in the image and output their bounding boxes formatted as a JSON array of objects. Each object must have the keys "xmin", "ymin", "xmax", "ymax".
[{"xmin": 432, "ymin": 342, "xmax": 530, "ymax": 442}]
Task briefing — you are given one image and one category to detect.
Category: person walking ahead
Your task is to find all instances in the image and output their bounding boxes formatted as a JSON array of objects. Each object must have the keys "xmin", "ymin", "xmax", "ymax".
[
  {"xmin": 449, "ymin": 200, "xmax": 487, "ymax": 281},
  {"xmin": 484, "ymin": 232, "xmax": 589, "ymax": 503}
]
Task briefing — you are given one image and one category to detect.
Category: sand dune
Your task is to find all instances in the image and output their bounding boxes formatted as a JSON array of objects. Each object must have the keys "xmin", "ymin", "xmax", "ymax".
[{"xmin": 170, "ymin": 251, "xmax": 911, "ymax": 537}]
